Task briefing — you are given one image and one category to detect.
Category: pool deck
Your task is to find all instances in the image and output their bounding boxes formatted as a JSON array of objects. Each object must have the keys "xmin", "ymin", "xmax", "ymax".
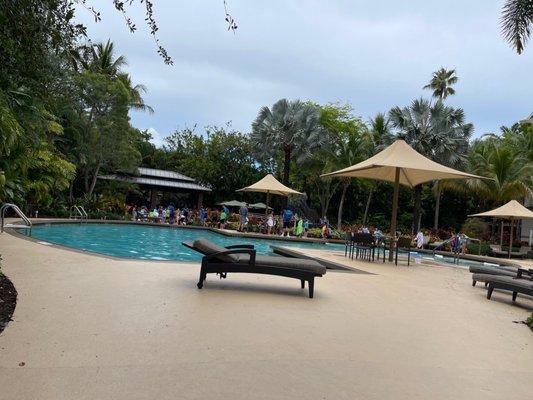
[{"xmin": 0, "ymin": 221, "xmax": 532, "ymax": 399}]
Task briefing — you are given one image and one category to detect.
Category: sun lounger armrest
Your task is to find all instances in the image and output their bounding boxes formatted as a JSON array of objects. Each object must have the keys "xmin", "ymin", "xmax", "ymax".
[
  {"xmin": 517, "ymin": 268, "xmax": 533, "ymax": 280},
  {"xmin": 225, "ymin": 244, "xmax": 255, "ymax": 249},
  {"xmin": 204, "ymin": 249, "xmax": 256, "ymax": 267}
]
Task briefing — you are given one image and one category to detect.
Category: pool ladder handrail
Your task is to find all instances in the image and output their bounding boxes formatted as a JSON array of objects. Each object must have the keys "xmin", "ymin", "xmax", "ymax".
[
  {"xmin": 70, "ymin": 205, "xmax": 88, "ymax": 222},
  {"xmin": 432, "ymin": 236, "xmax": 482, "ymax": 264},
  {"xmin": 1, "ymin": 203, "xmax": 32, "ymax": 235}
]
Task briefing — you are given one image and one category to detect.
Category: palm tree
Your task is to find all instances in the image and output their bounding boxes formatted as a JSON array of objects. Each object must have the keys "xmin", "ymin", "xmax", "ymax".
[
  {"xmin": 361, "ymin": 113, "xmax": 393, "ymax": 225},
  {"xmin": 465, "ymin": 138, "xmax": 532, "ymax": 202},
  {"xmin": 330, "ymin": 133, "xmax": 368, "ymax": 229},
  {"xmin": 118, "ymin": 74, "xmax": 154, "ymax": 114},
  {"xmin": 251, "ymin": 99, "xmax": 326, "ymax": 185},
  {"xmin": 423, "ymin": 68, "xmax": 458, "ymax": 101},
  {"xmin": 389, "ymin": 99, "xmax": 473, "ymax": 232},
  {"xmin": 501, "ymin": 0, "xmax": 533, "ymax": 54}
]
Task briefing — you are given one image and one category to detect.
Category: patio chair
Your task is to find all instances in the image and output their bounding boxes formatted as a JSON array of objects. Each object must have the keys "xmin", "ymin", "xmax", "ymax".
[
  {"xmin": 471, "ymin": 272, "xmax": 533, "ymax": 302},
  {"xmin": 352, "ymin": 233, "xmax": 375, "ymax": 261},
  {"xmin": 182, "ymin": 238, "xmax": 326, "ymax": 298},
  {"xmin": 344, "ymin": 232, "xmax": 354, "ymax": 258},
  {"xmin": 395, "ymin": 236, "xmax": 412, "ymax": 266}
]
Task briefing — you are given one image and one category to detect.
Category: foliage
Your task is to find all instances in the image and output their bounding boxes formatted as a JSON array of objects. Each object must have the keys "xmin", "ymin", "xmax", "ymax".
[
  {"xmin": 501, "ymin": 0, "xmax": 533, "ymax": 54},
  {"xmin": 251, "ymin": 98, "xmax": 327, "ymax": 185},
  {"xmin": 527, "ymin": 313, "xmax": 533, "ymax": 331},
  {"xmin": 461, "ymin": 218, "xmax": 489, "ymax": 240},
  {"xmin": 423, "ymin": 68, "xmax": 458, "ymax": 100}
]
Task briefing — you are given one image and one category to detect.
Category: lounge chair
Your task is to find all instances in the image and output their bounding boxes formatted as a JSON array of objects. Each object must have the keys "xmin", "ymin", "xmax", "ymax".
[
  {"xmin": 510, "ymin": 246, "xmax": 531, "ymax": 259},
  {"xmin": 469, "ymin": 265, "xmax": 517, "ymax": 286},
  {"xmin": 183, "ymin": 238, "xmax": 326, "ymax": 298},
  {"xmin": 489, "ymin": 244, "xmax": 508, "ymax": 257},
  {"xmin": 471, "ymin": 272, "xmax": 533, "ymax": 302}
]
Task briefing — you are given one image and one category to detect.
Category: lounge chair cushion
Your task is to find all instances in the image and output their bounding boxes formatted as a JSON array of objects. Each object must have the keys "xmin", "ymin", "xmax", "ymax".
[
  {"xmin": 192, "ymin": 238, "xmax": 238, "ymax": 263},
  {"xmin": 471, "ymin": 274, "xmax": 533, "ymax": 290},
  {"xmin": 236, "ymin": 254, "xmax": 327, "ymax": 275},
  {"xmin": 469, "ymin": 265, "xmax": 517, "ymax": 277}
]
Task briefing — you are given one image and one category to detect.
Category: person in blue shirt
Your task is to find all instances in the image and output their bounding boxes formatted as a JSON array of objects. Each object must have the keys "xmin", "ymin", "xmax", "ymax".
[
  {"xmin": 199, "ymin": 206, "xmax": 207, "ymax": 226},
  {"xmin": 281, "ymin": 208, "xmax": 294, "ymax": 238},
  {"xmin": 168, "ymin": 203, "xmax": 175, "ymax": 224}
]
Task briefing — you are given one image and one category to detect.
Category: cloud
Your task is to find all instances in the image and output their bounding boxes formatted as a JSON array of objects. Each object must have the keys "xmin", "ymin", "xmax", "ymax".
[
  {"xmin": 146, "ymin": 127, "xmax": 166, "ymax": 147},
  {"xmin": 77, "ymin": 0, "xmax": 533, "ymax": 138}
]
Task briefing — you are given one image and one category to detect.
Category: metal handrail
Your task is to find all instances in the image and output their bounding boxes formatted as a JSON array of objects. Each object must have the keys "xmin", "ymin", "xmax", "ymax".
[
  {"xmin": 78, "ymin": 205, "xmax": 88, "ymax": 219},
  {"xmin": 1, "ymin": 203, "xmax": 32, "ymax": 235},
  {"xmin": 69, "ymin": 205, "xmax": 87, "ymax": 221}
]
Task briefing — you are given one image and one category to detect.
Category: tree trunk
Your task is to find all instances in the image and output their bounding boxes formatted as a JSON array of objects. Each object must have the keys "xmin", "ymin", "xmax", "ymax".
[
  {"xmin": 337, "ymin": 181, "xmax": 349, "ymax": 230},
  {"xmin": 69, "ymin": 179, "xmax": 75, "ymax": 205},
  {"xmin": 87, "ymin": 161, "xmax": 101, "ymax": 197},
  {"xmin": 83, "ymin": 164, "xmax": 89, "ymax": 193},
  {"xmin": 362, "ymin": 186, "xmax": 373, "ymax": 225},
  {"xmin": 412, "ymin": 185, "xmax": 422, "ymax": 234},
  {"xmin": 283, "ymin": 148, "xmax": 291, "ymax": 185},
  {"xmin": 433, "ymin": 183, "xmax": 441, "ymax": 230}
]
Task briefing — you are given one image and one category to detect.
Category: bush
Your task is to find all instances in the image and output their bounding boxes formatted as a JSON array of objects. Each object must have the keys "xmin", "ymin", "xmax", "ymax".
[
  {"xmin": 462, "ymin": 218, "xmax": 489, "ymax": 240},
  {"xmin": 466, "ymin": 241, "xmax": 491, "ymax": 256},
  {"xmin": 527, "ymin": 314, "xmax": 533, "ymax": 332}
]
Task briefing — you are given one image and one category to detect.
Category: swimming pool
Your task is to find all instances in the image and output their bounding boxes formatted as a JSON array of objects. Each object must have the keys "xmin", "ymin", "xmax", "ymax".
[
  {"xmin": 24, "ymin": 223, "xmax": 345, "ymax": 261},
  {"xmin": 19, "ymin": 222, "xmax": 508, "ymax": 269}
]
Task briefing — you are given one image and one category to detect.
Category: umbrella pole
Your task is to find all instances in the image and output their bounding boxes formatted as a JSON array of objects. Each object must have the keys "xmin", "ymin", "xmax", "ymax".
[
  {"xmin": 508, "ymin": 218, "xmax": 513, "ymax": 259},
  {"xmin": 265, "ymin": 191, "xmax": 270, "ymax": 216},
  {"xmin": 388, "ymin": 167, "xmax": 400, "ymax": 262},
  {"xmin": 500, "ymin": 220, "xmax": 504, "ymax": 247}
]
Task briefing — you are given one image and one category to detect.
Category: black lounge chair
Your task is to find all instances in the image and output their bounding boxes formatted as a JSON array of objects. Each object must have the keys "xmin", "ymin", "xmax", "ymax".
[
  {"xmin": 469, "ymin": 265, "xmax": 517, "ymax": 286},
  {"xmin": 183, "ymin": 238, "xmax": 327, "ymax": 298},
  {"xmin": 471, "ymin": 272, "xmax": 533, "ymax": 302}
]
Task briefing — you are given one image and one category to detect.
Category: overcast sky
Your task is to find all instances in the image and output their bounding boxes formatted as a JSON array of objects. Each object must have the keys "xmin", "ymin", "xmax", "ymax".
[{"xmin": 76, "ymin": 0, "xmax": 532, "ymax": 146}]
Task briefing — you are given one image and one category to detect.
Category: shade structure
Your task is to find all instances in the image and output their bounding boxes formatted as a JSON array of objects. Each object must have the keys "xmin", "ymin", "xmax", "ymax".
[
  {"xmin": 217, "ymin": 200, "xmax": 247, "ymax": 208},
  {"xmin": 469, "ymin": 200, "xmax": 533, "ymax": 219},
  {"xmin": 248, "ymin": 202, "xmax": 273, "ymax": 210},
  {"xmin": 237, "ymin": 174, "xmax": 302, "ymax": 196},
  {"xmin": 323, "ymin": 139, "xmax": 485, "ymax": 261},
  {"xmin": 469, "ymin": 200, "xmax": 533, "ymax": 258},
  {"xmin": 237, "ymin": 174, "xmax": 302, "ymax": 214}
]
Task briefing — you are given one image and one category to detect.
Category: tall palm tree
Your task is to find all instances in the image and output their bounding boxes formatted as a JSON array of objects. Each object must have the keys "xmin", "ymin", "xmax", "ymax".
[
  {"xmin": 501, "ymin": 0, "xmax": 533, "ymax": 54},
  {"xmin": 389, "ymin": 99, "xmax": 473, "ymax": 232},
  {"xmin": 361, "ymin": 113, "xmax": 393, "ymax": 225},
  {"xmin": 423, "ymin": 68, "xmax": 458, "ymax": 101},
  {"xmin": 251, "ymin": 99, "xmax": 326, "ymax": 185}
]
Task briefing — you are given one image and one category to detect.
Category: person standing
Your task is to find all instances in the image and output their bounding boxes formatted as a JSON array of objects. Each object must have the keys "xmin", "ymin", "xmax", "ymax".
[
  {"xmin": 416, "ymin": 230, "xmax": 425, "ymax": 249},
  {"xmin": 281, "ymin": 207, "xmax": 294, "ymax": 238},
  {"xmin": 219, "ymin": 207, "xmax": 227, "ymax": 229},
  {"xmin": 238, "ymin": 203, "xmax": 248, "ymax": 232},
  {"xmin": 199, "ymin": 205, "xmax": 207, "ymax": 226},
  {"xmin": 168, "ymin": 203, "xmax": 175, "ymax": 224},
  {"xmin": 266, "ymin": 211, "xmax": 274, "ymax": 235}
]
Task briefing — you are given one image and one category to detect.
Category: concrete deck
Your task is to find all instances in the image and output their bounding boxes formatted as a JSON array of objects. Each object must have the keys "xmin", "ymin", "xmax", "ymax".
[{"xmin": 0, "ymin": 229, "xmax": 532, "ymax": 399}]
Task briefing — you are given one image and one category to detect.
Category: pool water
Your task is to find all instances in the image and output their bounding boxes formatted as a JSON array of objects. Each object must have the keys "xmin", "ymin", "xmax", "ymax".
[{"xmin": 25, "ymin": 223, "xmax": 345, "ymax": 261}]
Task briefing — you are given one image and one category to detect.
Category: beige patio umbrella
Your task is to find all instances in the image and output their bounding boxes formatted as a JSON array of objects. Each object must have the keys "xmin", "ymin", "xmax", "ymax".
[
  {"xmin": 322, "ymin": 139, "xmax": 486, "ymax": 261},
  {"xmin": 236, "ymin": 174, "xmax": 302, "ymax": 213},
  {"xmin": 469, "ymin": 200, "xmax": 533, "ymax": 258}
]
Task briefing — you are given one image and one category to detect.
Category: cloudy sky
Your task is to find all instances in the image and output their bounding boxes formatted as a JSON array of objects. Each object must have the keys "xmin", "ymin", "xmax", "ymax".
[{"xmin": 76, "ymin": 0, "xmax": 532, "ymax": 146}]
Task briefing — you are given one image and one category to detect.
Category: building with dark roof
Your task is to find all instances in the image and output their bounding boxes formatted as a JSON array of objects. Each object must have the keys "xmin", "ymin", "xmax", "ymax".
[{"xmin": 99, "ymin": 167, "xmax": 211, "ymax": 208}]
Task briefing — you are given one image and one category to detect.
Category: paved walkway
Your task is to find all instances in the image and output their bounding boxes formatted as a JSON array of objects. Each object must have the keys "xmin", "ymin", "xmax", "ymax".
[{"xmin": 0, "ymin": 230, "xmax": 531, "ymax": 399}]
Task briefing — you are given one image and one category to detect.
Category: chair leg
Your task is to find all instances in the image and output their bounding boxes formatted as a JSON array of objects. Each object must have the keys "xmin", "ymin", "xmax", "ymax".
[
  {"xmin": 301, "ymin": 279, "xmax": 305, "ymax": 289},
  {"xmin": 487, "ymin": 285, "xmax": 494, "ymax": 300},
  {"xmin": 308, "ymin": 277, "xmax": 315, "ymax": 298},
  {"xmin": 197, "ymin": 265, "xmax": 207, "ymax": 289},
  {"xmin": 512, "ymin": 292, "xmax": 518, "ymax": 302},
  {"xmin": 472, "ymin": 280, "xmax": 476, "ymax": 287}
]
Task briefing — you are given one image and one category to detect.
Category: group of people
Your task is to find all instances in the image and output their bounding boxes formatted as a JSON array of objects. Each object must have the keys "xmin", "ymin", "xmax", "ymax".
[{"xmin": 130, "ymin": 204, "xmax": 191, "ymax": 225}]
